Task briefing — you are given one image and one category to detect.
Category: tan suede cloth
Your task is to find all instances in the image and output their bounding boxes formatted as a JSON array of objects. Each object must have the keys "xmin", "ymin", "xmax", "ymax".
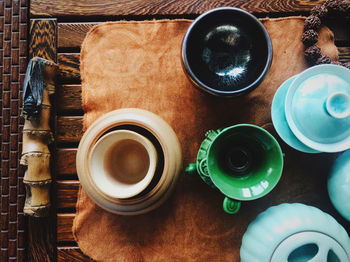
[{"xmin": 74, "ymin": 18, "xmax": 339, "ymax": 261}]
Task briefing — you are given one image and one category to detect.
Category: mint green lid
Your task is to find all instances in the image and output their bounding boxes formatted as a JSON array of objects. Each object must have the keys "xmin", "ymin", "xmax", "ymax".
[{"xmin": 285, "ymin": 64, "xmax": 350, "ymax": 152}]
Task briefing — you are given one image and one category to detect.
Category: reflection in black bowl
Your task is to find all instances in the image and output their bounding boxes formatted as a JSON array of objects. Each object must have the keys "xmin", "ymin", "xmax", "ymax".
[{"xmin": 182, "ymin": 7, "xmax": 273, "ymax": 97}]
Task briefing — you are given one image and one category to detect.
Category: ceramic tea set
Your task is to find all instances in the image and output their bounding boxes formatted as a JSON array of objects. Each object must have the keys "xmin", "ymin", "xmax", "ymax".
[
  {"xmin": 77, "ymin": 7, "xmax": 277, "ymax": 216},
  {"xmin": 76, "ymin": 6, "xmax": 350, "ymax": 261}
]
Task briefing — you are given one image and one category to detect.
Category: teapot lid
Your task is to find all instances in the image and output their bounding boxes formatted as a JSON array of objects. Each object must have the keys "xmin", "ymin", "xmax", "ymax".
[{"xmin": 285, "ymin": 64, "xmax": 350, "ymax": 152}]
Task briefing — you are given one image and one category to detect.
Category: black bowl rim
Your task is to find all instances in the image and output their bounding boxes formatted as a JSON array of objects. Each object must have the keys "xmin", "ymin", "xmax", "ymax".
[{"xmin": 182, "ymin": 7, "xmax": 273, "ymax": 97}]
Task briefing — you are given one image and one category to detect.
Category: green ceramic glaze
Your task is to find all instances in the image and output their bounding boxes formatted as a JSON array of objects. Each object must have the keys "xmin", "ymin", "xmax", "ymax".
[
  {"xmin": 186, "ymin": 124, "xmax": 283, "ymax": 214},
  {"xmin": 223, "ymin": 197, "xmax": 241, "ymax": 214}
]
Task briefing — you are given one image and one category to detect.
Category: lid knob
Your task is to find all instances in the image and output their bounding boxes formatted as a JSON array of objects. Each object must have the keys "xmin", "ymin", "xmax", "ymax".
[{"xmin": 326, "ymin": 92, "xmax": 350, "ymax": 119}]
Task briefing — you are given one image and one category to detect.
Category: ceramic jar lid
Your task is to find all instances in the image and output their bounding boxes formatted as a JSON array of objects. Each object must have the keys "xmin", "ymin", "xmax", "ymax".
[{"xmin": 285, "ymin": 64, "xmax": 350, "ymax": 152}]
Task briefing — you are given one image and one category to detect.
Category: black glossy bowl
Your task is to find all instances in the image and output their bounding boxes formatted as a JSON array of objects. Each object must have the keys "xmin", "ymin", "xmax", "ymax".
[{"xmin": 182, "ymin": 7, "xmax": 273, "ymax": 97}]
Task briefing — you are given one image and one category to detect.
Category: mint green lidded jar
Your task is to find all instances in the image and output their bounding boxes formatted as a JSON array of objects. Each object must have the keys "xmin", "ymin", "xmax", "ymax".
[
  {"xmin": 186, "ymin": 124, "xmax": 283, "ymax": 214},
  {"xmin": 328, "ymin": 150, "xmax": 350, "ymax": 222},
  {"xmin": 240, "ymin": 203, "xmax": 350, "ymax": 262},
  {"xmin": 272, "ymin": 64, "xmax": 350, "ymax": 153}
]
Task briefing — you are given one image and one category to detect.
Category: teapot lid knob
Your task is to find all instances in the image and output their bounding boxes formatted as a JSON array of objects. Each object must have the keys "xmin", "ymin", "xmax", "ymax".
[{"xmin": 326, "ymin": 92, "xmax": 350, "ymax": 119}]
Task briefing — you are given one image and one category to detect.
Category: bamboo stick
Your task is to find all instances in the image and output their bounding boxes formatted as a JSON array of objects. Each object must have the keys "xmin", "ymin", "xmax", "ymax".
[{"xmin": 21, "ymin": 57, "xmax": 58, "ymax": 217}]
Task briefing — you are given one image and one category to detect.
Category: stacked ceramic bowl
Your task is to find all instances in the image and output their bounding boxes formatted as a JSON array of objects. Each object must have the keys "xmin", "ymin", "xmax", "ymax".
[
  {"xmin": 76, "ymin": 108, "xmax": 182, "ymax": 215},
  {"xmin": 272, "ymin": 64, "xmax": 350, "ymax": 153}
]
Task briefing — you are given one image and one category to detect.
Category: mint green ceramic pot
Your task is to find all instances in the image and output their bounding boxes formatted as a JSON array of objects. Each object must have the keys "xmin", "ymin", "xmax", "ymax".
[
  {"xmin": 328, "ymin": 150, "xmax": 350, "ymax": 221},
  {"xmin": 272, "ymin": 64, "xmax": 350, "ymax": 153},
  {"xmin": 240, "ymin": 203, "xmax": 350, "ymax": 262},
  {"xmin": 186, "ymin": 124, "xmax": 283, "ymax": 214}
]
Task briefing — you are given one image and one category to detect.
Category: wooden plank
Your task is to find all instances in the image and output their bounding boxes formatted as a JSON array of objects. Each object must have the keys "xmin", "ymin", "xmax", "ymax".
[
  {"xmin": 58, "ymin": 53, "xmax": 80, "ymax": 82},
  {"xmin": 338, "ymin": 47, "xmax": 350, "ymax": 63},
  {"xmin": 57, "ymin": 213, "xmax": 75, "ymax": 242},
  {"xmin": 58, "ymin": 20, "xmax": 350, "ymax": 50},
  {"xmin": 56, "ymin": 149, "xmax": 77, "ymax": 175},
  {"xmin": 27, "ymin": 18, "xmax": 57, "ymax": 262},
  {"xmin": 324, "ymin": 19, "xmax": 350, "ymax": 45},
  {"xmin": 56, "ymin": 181, "xmax": 80, "ymax": 209},
  {"xmin": 57, "ymin": 116, "xmax": 84, "ymax": 143},
  {"xmin": 58, "ymin": 23, "xmax": 96, "ymax": 49},
  {"xmin": 31, "ymin": 0, "xmax": 324, "ymax": 18},
  {"xmin": 29, "ymin": 19, "xmax": 57, "ymax": 62},
  {"xmin": 57, "ymin": 247, "xmax": 93, "ymax": 261},
  {"xmin": 57, "ymin": 84, "xmax": 82, "ymax": 112}
]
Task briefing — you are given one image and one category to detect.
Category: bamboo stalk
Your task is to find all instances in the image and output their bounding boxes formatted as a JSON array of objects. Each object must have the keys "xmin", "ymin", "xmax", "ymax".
[{"xmin": 21, "ymin": 57, "xmax": 58, "ymax": 217}]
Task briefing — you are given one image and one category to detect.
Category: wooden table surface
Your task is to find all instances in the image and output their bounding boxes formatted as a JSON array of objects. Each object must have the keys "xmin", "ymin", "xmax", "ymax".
[{"xmin": 1, "ymin": 0, "xmax": 350, "ymax": 261}]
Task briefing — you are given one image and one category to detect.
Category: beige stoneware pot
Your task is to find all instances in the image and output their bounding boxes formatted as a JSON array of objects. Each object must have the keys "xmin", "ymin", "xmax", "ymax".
[{"xmin": 76, "ymin": 108, "xmax": 183, "ymax": 215}]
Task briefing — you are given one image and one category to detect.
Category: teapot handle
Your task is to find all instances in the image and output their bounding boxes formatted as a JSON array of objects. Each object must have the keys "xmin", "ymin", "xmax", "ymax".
[
  {"xmin": 223, "ymin": 197, "xmax": 241, "ymax": 214},
  {"xmin": 185, "ymin": 162, "xmax": 197, "ymax": 176}
]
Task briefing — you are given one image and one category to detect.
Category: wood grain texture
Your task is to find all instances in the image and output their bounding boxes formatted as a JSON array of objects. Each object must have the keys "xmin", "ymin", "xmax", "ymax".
[
  {"xmin": 57, "ymin": 116, "xmax": 84, "ymax": 143},
  {"xmin": 31, "ymin": 0, "xmax": 325, "ymax": 18},
  {"xmin": 57, "ymin": 213, "xmax": 75, "ymax": 242},
  {"xmin": 56, "ymin": 181, "xmax": 80, "ymax": 209},
  {"xmin": 324, "ymin": 19, "xmax": 350, "ymax": 45},
  {"xmin": 57, "ymin": 247, "xmax": 93, "ymax": 261},
  {"xmin": 57, "ymin": 19, "xmax": 350, "ymax": 50},
  {"xmin": 58, "ymin": 23, "xmax": 96, "ymax": 49},
  {"xmin": 338, "ymin": 47, "xmax": 350, "ymax": 63},
  {"xmin": 56, "ymin": 149, "xmax": 77, "ymax": 175},
  {"xmin": 29, "ymin": 19, "xmax": 57, "ymax": 62},
  {"xmin": 27, "ymin": 18, "xmax": 57, "ymax": 262},
  {"xmin": 27, "ymin": 216, "xmax": 57, "ymax": 262},
  {"xmin": 56, "ymin": 84, "xmax": 82, "ymax": 112},
  {"xmin": 58, "ymin": 53, "xmax": 80, "ymax": 82}
]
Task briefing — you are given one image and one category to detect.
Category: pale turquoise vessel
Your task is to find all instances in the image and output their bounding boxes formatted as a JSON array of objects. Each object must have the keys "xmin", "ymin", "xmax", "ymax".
[
  {"xmin": 272, "ymin": 64, "xmax": 350, "ymax": 153},
  {"xmin": 240, "ymin": 203, "xmax": 350, "ymax": 262},
  {"xmin": 271, "ymin": 76, "xmax": 320, "ymax": 153},
  {"xmin": 328, "ymin": 150, "xmax": 350, "ymax": 222}
]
